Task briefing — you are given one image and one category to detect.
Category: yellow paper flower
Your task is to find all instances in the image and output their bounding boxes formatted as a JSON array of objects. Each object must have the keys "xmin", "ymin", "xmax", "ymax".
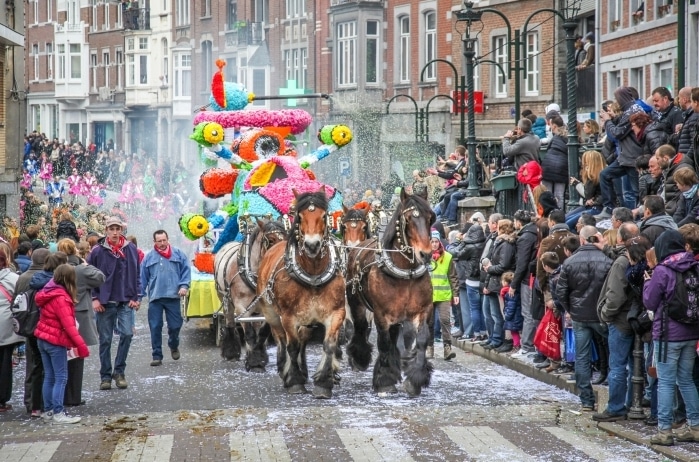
[
  {"xmin": 202, "ymin": 122, "xmax": 224, "ymax": 145},
  {"xmin": 248, "ymin": 161, "xmax": 276, "ymax": 187},
  {"xmin": 187, "ymin": 215, "xmax": 209, "ymax": 238},
  {"xmin": 331, "ymin": 125, "xmax": 352, "ymax": 146}
]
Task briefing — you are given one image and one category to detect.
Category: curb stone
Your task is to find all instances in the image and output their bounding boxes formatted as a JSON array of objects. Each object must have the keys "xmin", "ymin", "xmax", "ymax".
[{"xmin": 455, "ymin": 338, "xmax": 695, "ymax": 462}]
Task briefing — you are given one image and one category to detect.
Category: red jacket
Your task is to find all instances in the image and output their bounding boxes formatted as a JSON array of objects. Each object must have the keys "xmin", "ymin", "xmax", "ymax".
[{"xmin": 34, "ymin": 280, "xmax": 87, "ymax": 350}]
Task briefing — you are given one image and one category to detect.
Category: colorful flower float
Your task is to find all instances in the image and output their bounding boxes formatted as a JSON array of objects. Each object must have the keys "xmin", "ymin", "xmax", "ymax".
[{"xmin": 181, "ymin": 59, "xmax": 353, "ymax": 271}]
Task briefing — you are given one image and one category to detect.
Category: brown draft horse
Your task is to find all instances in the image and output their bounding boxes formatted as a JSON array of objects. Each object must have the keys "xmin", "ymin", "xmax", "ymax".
[
  {"xmin": 256, "ymin": 187, "xmax": 346, "ymax": 398},
  {"xmin": 340, "ymin": 202, "xmax": 374, "ymax": 248},
  {"xmin": 214, "ymin": 218, "xmax": 287, "ymax": 370},
  {"xmin": 346, "ymin": 188, "xmax": 435, "ymax": 397}
]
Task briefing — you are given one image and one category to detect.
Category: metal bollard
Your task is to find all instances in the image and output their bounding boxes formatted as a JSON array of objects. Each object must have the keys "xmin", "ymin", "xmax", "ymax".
[{"xmin": 628, "ymin": 334, "xmax": 645, "ymax": 419}]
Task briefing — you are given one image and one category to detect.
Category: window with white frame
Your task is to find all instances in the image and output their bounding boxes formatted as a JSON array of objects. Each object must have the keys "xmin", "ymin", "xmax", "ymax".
[
  {"xmin": 366, "ymin": 20, "xmax": 379, "ymax": 84},
  {"xmin": 284, "ymin": 50, "xmax": 291, "ymax": 81},
  {"xmin": 104, "ymin": 2, "xmax": 110, "ymax": 30},
  {"xmin": 174, "ymin": 53, "xmax": 191, "ymax": 98},
  {"xmin": 608, "ymin": 70, "xmax": 621, "ymax": 99},
  {"xmin": 103, "ymin": 51, "xmax": 110, "ymax": 87},
  {"xmin": 177, "ymin": 0, "xmax": 190, "ymax": 26},
  {"xmin": 227, "ymin": 0, "xmax": 237, "ymax": 29},
  {"xmin": 293, "ymin": 49, "xmax": 300, "ymax": 83},
  {"xmin": 337, "ymin": 21, "xmax": 356, "ymax": 87},
  {"xmin": 302, "ymin": 48, "xmax": 307, "ymax": 88},
  {"xmin": 423, "ymin": 11, "xmax": 436, "ymax": 81},
  {"xmin": 161, "ymin": 39, "xmax": 169, "ymax": 85},
  {"xmin": 254, "ymin": 0, "xmax": 268, "ymax": 23},
  {"xmin": 127, "ymin": 55, "xmax": 135, "ymax": 85},
  {"xmin": 91, "ymin": 0, "xmax": 97, "ymax": 31},
  {"xmin": 139, "ymin": 37, "xmax": 148, "ymax": 50},
  {"xmin": 140, "ymin": 55, "xmax": 148, "ymax": 84},
  {"xmin": 47, "ymin": 0, "xmax": 53, "ymax": 22},
  {"xmin": 117, "ymin": 3, "xmax": 123, "ymax": 27},
  {"xmin": 33, "ymin": 0, "xmax": 39, "ymax": 24},
  {"xmin": 46, "ymin": 43, "xmax": 53, "ymax": 80},
  {"xmin": 32, "ymin": 45, "xmax": 39, "ymax": 80},
  {"xmin": 493, "ymin": 35, "xmax": 508, "ymax": 97},
  {"xmin": 202, "ymin": 0, "xmax": 212, "ymax": 17},
  {"xmin": 285, "ymin": 0, "xmax": 305, "ymax": 17},
  {"xmin": 68, "ymin": 0, "xmax": 79, "ymax": 25},
  {"xmin": 127, "ymin": 38, "xmax": 134, "ymax": 51},
  {"xmin": 58, "ymin": 44, "xmax": 66, "ymax": 79},
  {"xmin": 202, "ymin": 40, "xmax": 213, "ymax": 90},
  {"xmin": 90, "ymin": 52, "xmax": 97, "ymax": 89},
  {"xmin": 609, "ymin": 0, "xmax": 622, "ymax": 29},
  {"xmin": 399, "ymin": 16, "xmax": 410, "ymax": 83},
  {"xmin": 524, "ymin": 32, "xmax": 539, "ymax": 96},
  {"xmin": 116, "ymin": 48, "xmax": 123, "ymax": 88},
  {"xmin": 70, "ymin": 44, "xmax": 81, "ymax": 79},
  {"xmin": 655, "ymin": 61, "xmax": 673, "ymax": 93},
  {"xmin": 630, "ymin": 67, "xmax": 644, "ymax": 99},
  {"xmin": 32, "ymin": 105, "xmax": 41, "ymax": 132}
]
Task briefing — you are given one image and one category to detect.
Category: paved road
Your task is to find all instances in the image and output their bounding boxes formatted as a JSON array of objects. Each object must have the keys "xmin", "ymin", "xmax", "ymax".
[{"xmin": 0, "ymin": 309, "xmax": 690, "ymax": 461}]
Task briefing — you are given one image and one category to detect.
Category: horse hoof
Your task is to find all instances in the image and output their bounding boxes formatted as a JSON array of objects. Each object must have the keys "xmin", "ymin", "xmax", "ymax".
[
  {"xmin": 403, "ymin": 380, "xmax": 422, "ymax": 397},
  {"xmin": 376, "ymin": 385, "xmax": 397, "ymax": 394},
  {"xmin": 312, "ymin": 386, "xmax": 333, "ymax": 399},
  {"xmin": 248, "ymin": 366, "xmax": 266, "ymax": 373},
  {"xmin": 287, "ymin": 384, "xmax": 307, "ymax": 394}
]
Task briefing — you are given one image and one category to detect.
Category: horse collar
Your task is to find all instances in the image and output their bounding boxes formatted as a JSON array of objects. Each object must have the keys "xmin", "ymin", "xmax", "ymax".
[
  {"xmin": 237, "ymin": 232, "xmax": 258, "ymax": 290},
  {"xmin": 284, "ymin": 240, "xmax": 339, "ymax": 288},
  {"xmin": 376, "ymin": 246, "xmax": 428, "ymax": 280}
]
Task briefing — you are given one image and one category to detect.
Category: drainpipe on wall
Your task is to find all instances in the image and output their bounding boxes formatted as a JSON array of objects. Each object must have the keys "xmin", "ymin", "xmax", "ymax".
[
  {"xmin": 677, "ymin": 0, "xmax": 685, "ymax": 89},
  {"xmin": 594, "ymin": 0, "xmax": 601, "ymax": 114}
]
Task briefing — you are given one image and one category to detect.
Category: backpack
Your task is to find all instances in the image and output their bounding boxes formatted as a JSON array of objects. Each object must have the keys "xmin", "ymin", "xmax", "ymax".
[
  {"xmin": 11, "ymin": 289, "xmax": 40, "ymax": 337},
  {"xmin": 665, "ymin": 267, "xmax": 699, "ymax": 325}
]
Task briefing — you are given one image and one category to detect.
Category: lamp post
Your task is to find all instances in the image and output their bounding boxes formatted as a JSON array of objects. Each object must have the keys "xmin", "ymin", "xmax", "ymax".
[{"xmin": 522, "ymin": 0, "xmax": 581, "ymax": 208}]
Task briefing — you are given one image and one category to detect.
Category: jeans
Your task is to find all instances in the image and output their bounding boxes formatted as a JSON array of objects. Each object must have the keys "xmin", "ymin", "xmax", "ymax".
[
  {"xmin": 38, "ymin": 339, "xmax": 68, "ymax": 415},
  {"xmin": 467, "ymin": 285, "xmax": 485, "ymax": 335},
  {"xmin": 459, "ymin": 287, "xmax": 473, "ymax": 338},
  {"xmin": 606, "ymin": 324, "xmax": 634, "ymax": 415},
  {"xmin": 654, "ymin": 340, "xmax": 699, "ymax": 431},
  {"xmin": 96, "ymin": 302, "xmax": 134, "ymax": 381},
  {"xmin": 148, "ymin": 298, "xmax": 184, "ymax": 360},
  {"xmin": 565, "ymin": 205, "xmax": 602, "ymax": 232},
  {"xmin": 483, "ymin": 293, "xmax": 504, "ymax": 346},
  {"xmin": 445, "ymin": 191, "xmax": 467, "ymax": 222},
  {"xmin": 519, "ymin": 283, "xmax": 536, "ymax": 352},
  {"xmin": 572, "ymin": 320, "xmax": 609, "ymax": 407},
  {"xmin": 541, "ymin": 181, "xmax": 566, "ymax": 209},
  {"xmin": 600, "ymin": 160, "xmax": 639, "ymax": 210}
]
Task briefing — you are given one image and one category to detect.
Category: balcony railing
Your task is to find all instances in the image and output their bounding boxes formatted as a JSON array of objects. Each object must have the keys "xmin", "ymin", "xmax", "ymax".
[
  {"xmin": 123, "ymin": 7, "xmax": 150, "ymax": 31},
  {"xmin": 225, "ymin": 21, "xmax": 264, "ymax": 46}
]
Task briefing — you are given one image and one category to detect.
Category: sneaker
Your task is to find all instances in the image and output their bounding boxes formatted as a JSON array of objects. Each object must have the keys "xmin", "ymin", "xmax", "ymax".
[
  {"xmin": 591, "ymin": 410, "xmax": 628, "ymax": 422},
  {"xmin": 532, "ymin": 353, "xmax": 547, "ymax": 364},
  {"xmin": 675, "ymin": 425, "xmax": 699, "ymax": 443},
  {"xmin": 31, "ymin": 410, "xmax": 42, "ymax": 418},
  {"xmin": 495, "ymin": 340, "xmax": 514, "ymax": 353},
  {"xmin": 150, "ymin": 359, "xmax": 162, "ymax": 367},
  {"xmin": 483, "ymin": 342, "xmax": 501, "ymax": 350},
  {"xmin": 545, "ymin": 362, "xmax": 561, "ymax": 373},
  {"xmin": 171, "ymin": 349, "xmax": 180, "ymax": 360},
  {"xmin": 581, "ymin": 404, "xmax": 595, "ymax": 412},
  {"xmin": 52, "ymin": 411, "xmax": 81, "ymax": 424},
  {"xmin": 593, "ymin": 208, "xmax": 612, "ymax": 220},
  {"xmin": 451, "ymin": 329, "xmax": 463, "ymax": 338},
  {"xmin": 509, "ymin": 349, "xmax": 530, "ymax": 359},
  {"xmin": 650, "ymin": 429, "xmax": 674, "ymax": 446},
  {"xmin": 644, "ymin": 416, "xmax": 658, "ymax": 426},
  {"xmin": 41, "ymin": 411, "xmax": 54, "ymax": 422},
  {"xmin": 443, "ymin": 345, "xmax": 456, "ymax": 361},
  {"xmin": 471, "ymin": 335, "xmax": 488, "ymax": 344},
  {"xmin": 99, "ymin": 380, "xmax": 112, "ymax": 390},
  {"xmin": 114, "ymin": 374, "xmax": 128, "ymax": 389},
  {"xmin": 507, "ymin": 346, "xmax": 521, "ymax": 356},
  {"xmin": 535, "ymin": 359, "xmax": 551, "ymax": 369}
]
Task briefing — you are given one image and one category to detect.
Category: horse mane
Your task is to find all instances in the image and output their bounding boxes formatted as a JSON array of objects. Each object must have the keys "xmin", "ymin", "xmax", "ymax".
[
  {"xmin": 262, "ymin": 220, "xmax": 287, "ymax": 236},
  {"xmin": 382, "ymin": 192, "xmax": 433, "ymax": 248},
  {"xmin": 294, "ymin": 189, "xmax": 329, "ymax": 214},
  {"xmin": 343, "ymin": 208, "xmax": 367, "ymax": 223}
]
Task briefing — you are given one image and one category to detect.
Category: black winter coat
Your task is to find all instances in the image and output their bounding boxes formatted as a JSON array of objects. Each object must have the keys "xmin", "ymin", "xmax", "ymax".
[
  {"xmin": 637, "ymin": 171, "xmax": 660, "ymax": 205},
  {"xmin": 556, "ymin": 245, "xmax": 613, "ymax": 322},
  {"xmin": 673, "ymin": 190, "xmax": 699, "ymax": 226},
  {"xmin": 656, "ymin": 104, "xmax": 683, "ymax": 136},
  {"xmin": 675, "ymin": 109, "xmax": 699, "ymax": 163},
  {"xmin": 484, "ymin": 233, "xmax": 516, "ymax": 293},
  {"xmin": 541, "ymin": 135, "xmax": 569, "ymax": 183},
  {"xmin": 640, "ymin": 121, "xmax": 669, "ymax": 156},
  {"xmin": 664, "ymin": 153, "xmax": 694, "ymax": 215},
  {"xmin": 451, "ymin": 235, "xmax": 486, "ymax": 286},
  {"xmin": 512, "ymin": 223, "xmax": 539, "ymax": 289}
]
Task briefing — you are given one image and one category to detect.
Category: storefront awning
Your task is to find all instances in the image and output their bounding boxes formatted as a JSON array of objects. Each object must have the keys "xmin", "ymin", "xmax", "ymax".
[{"xmin": 0, "ymin": 24, "xmax": 24, "ymax": 47}]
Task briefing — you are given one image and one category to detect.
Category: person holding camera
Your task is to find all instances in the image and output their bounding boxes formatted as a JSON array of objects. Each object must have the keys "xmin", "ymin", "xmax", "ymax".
[{"xmin": 502, "ymin": 119, "xmax": 541, "ymax": 170}]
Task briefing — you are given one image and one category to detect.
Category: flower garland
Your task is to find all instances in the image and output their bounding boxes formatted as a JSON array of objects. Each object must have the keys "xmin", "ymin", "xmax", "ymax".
[{"xmin": 194, "ymin": 109, "xmax": 313, "ymax": 135}]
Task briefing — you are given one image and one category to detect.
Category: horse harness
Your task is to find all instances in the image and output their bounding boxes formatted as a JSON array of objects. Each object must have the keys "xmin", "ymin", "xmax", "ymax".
[{"xmin": 349, "ymin": 206, "xmax": 429, "ymax": 312}]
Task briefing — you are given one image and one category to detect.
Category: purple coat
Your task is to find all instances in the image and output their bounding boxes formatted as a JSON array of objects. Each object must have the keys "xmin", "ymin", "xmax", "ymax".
[
  {"xmin": 87, "ymin": 237, "xmax": 141, "ymax": 305},
  {"xmin": 642, "ymin": 251, "xmax": 699, "ymax": 342}
]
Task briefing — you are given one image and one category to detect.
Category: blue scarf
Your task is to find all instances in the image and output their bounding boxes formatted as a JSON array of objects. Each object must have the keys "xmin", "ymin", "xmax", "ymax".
[{"xmin": 683, "ymin": 183, "xmax": 699, "ymax": 199}]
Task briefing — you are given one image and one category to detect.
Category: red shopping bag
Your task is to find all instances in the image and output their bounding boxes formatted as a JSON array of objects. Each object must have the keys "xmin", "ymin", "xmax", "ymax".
[{"xmin": 533, "ymin": 309, "xmax": 562, "ymax": 361}]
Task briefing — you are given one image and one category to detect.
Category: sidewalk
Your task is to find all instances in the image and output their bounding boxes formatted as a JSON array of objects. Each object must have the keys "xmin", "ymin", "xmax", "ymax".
[{"xmin": 455, "ymin": 337, "xmax": 699, "ymax": 462}]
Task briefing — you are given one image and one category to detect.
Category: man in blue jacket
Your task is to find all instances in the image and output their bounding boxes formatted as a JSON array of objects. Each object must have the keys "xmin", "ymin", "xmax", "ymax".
[
  {"xmin": 140, "ymin": 230, "xmax": 191, "ymax": 367},
  {"xmin": 88, "ymin": 216, "xmax": 141, "ymax": 391}
]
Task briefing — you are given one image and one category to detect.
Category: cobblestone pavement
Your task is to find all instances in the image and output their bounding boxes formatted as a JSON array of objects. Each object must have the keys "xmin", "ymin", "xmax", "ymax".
[{"xmin": 0, "ymin": 311, "xmax": 692, "ymax": 461}]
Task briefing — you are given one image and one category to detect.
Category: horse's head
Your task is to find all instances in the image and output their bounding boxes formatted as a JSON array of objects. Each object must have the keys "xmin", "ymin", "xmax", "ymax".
[
  {"xmin": 341, "ymin": 206, "xmax": 369, "ymax": 247},
  {"xmin": 385, "ymin": 188, "xmax": 436, "ymax": 265},
  {"xmin": 293, "ymin": 186, "xmax": 329, "ymax": 258}
]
